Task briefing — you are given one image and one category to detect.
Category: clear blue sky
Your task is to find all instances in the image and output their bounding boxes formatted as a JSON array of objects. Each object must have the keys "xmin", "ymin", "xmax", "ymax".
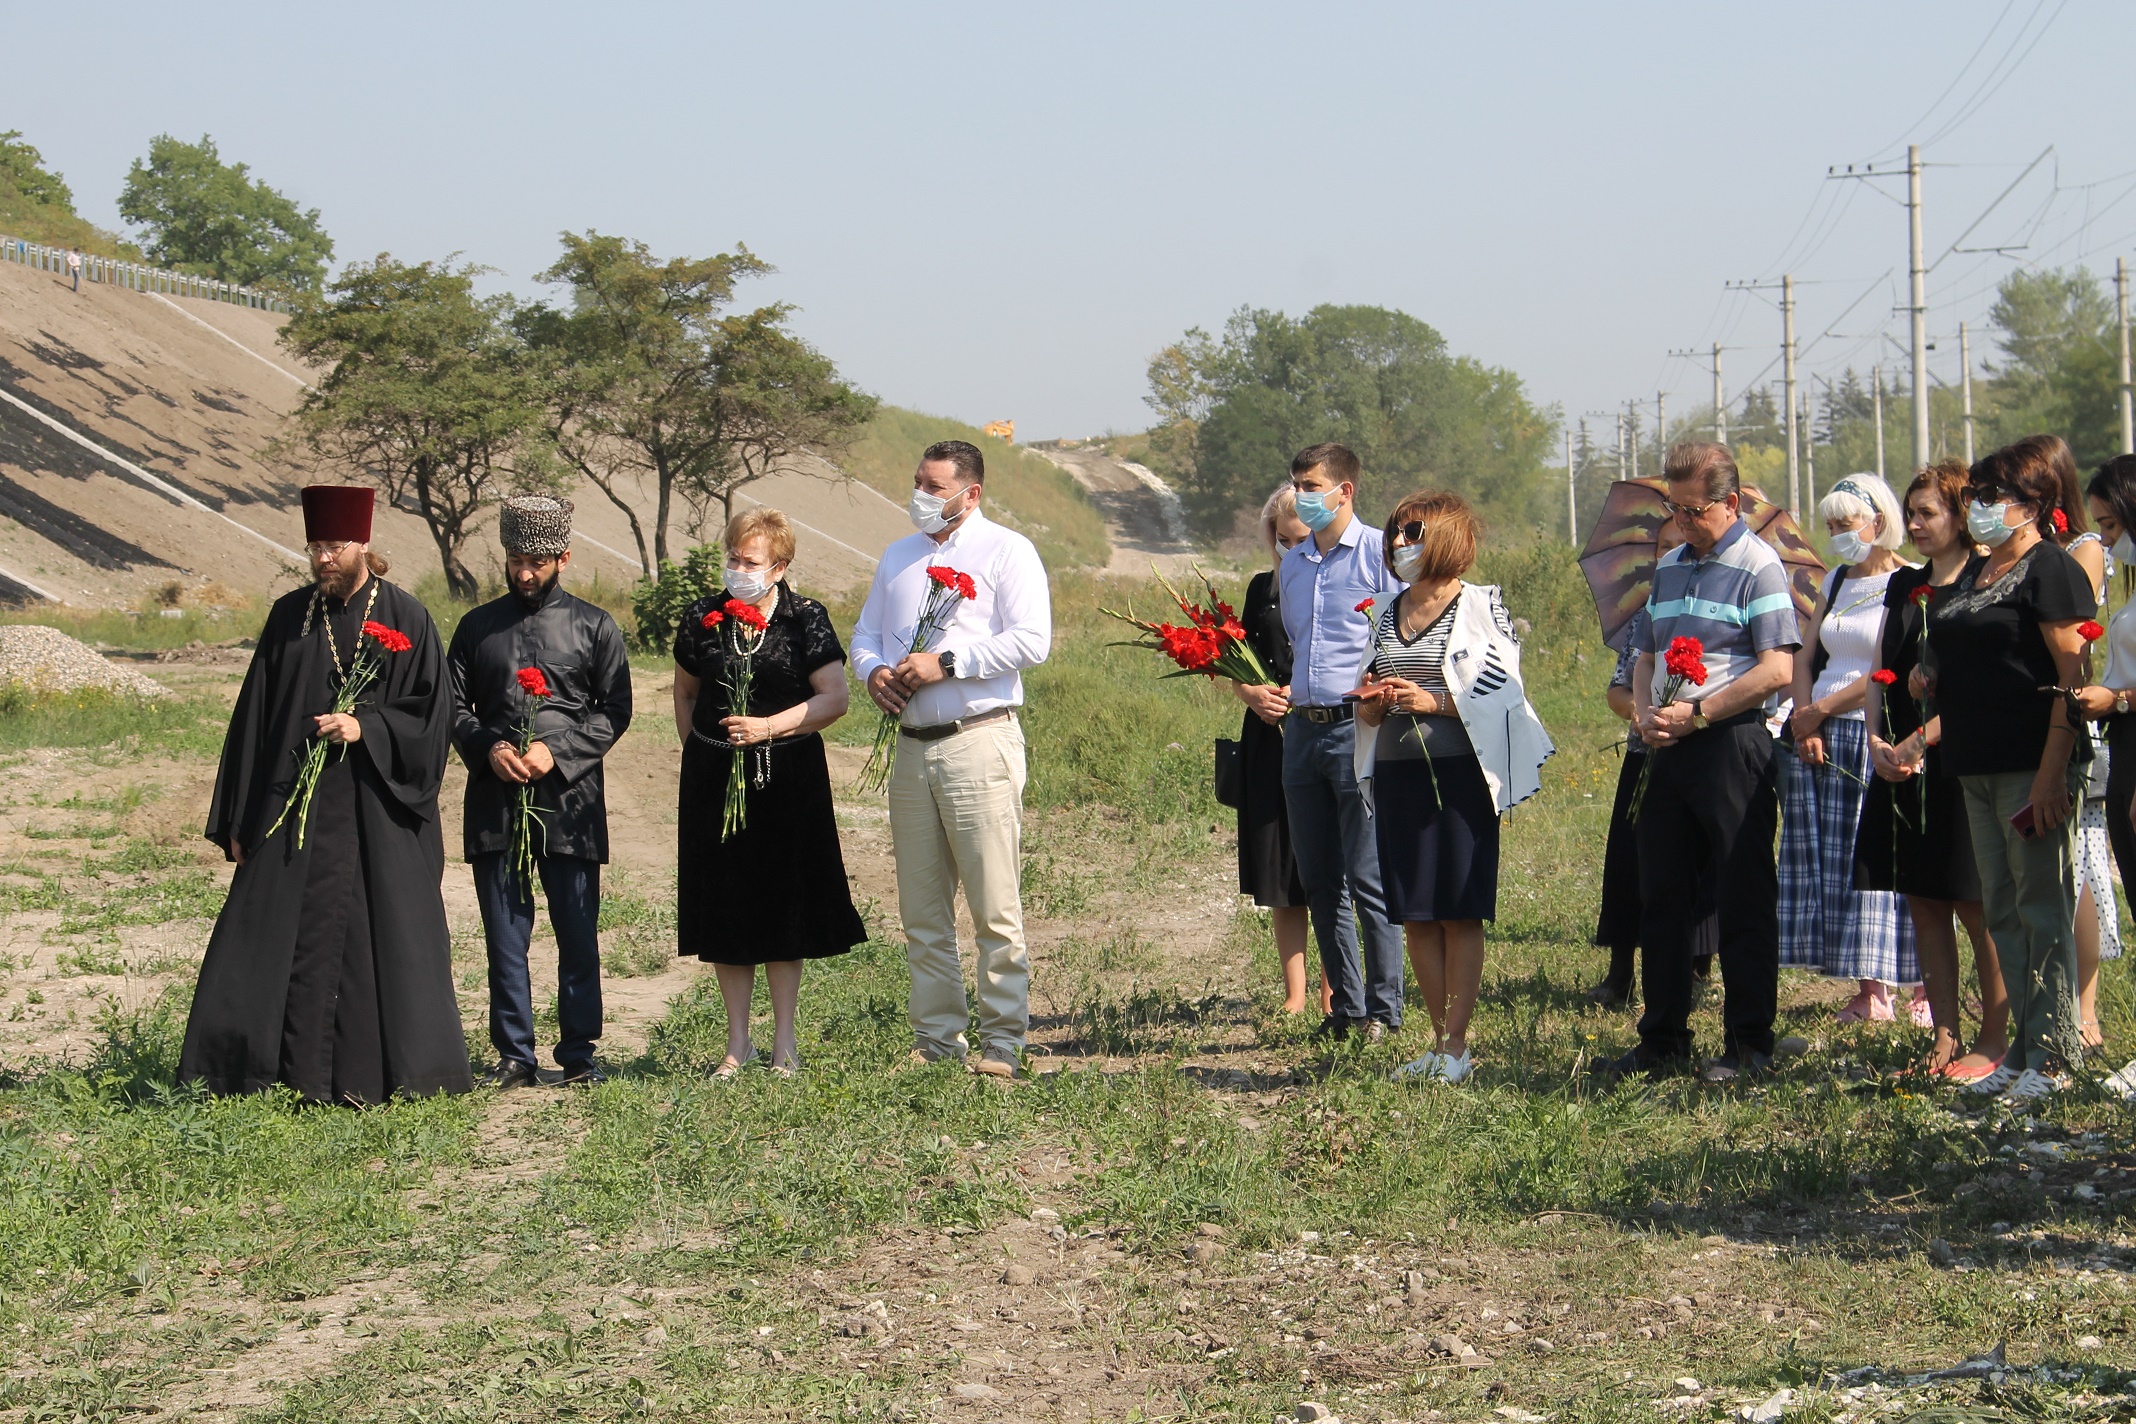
[{"xmin": 11, "ymin": 1, "xmax": 2131, "ymax": 443}]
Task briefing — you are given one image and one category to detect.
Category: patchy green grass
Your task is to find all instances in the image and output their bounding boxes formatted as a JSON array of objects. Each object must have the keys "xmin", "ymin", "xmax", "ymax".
[{"xmin": 0, "ymin": 685, "xmax": 226, "ymax": 758}]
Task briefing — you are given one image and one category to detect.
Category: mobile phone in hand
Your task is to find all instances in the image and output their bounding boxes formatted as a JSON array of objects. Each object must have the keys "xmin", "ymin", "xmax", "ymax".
[{"xmin": 2009, "ymin": 802, "xmax": 2039, "ymax": 840}]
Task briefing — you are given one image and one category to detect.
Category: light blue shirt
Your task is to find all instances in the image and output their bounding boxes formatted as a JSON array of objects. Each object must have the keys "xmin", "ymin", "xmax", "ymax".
[{"xmin": 1277, "ymin": 514, "xmax": 1402, "ymax": 707}]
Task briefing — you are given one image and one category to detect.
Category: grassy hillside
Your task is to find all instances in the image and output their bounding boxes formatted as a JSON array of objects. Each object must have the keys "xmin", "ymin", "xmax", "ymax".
[
  {"xmin": 835, "ymin": 407, "xmax": 1111, "ymax": 570},
  {"xmin": 0, "ymin": 181, "xmax": 140, "ymax": 259}
]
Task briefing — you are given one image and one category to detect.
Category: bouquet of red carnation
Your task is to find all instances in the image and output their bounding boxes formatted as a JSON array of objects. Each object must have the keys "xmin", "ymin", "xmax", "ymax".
[
  {"xmin": 267, "ymin": 618, "xmax": 412, "ymax": 849},
  {"xmin": 1102, "ymin": 565, "xmax": 1274, "ymax": 684},
  {"xmin": 509, "ymin": 667, "xmax": 552, "ymax": 893},
  {"xmin": 858, "ymin": 566, "xmax": 976, "ymax": 792},
  {"xmin": 704, "ymin": 597, "xmax": 773, "ymax": 836},
  {"xmin": 1626, "ymin": 635, "xmax": 1707, "ymax": 823}
]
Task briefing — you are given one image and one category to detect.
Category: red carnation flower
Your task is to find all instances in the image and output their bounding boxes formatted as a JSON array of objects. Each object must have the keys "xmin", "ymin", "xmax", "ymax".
[
  {"xmin": 1662, "ymin": 635, "xmax": 1708, "ymax": 687},
  {"xmin": 1911, "ymin": 584, "xmax": 1934, "ymax": 607},
  {"xmin": 516, "ymin": 666, "xmax": 552, "ymax": 699},
  {"xmin": 362, "ymin": 621, "xmax": 412, "ymax": 654},
  {"xmin": 2080, "ymin": 619, "xmax": 2106, "ymax": 642},
  {"xmin": 2053, "ymin": 508, "xmax": 2070, "ymax": 533},
  {"xmin": 926, "ymin": 565, "xmax": 959, "ymax": 589},
  {"xmin": 700, "ymin": 609, "xmax": 724, "ymax": 628},
  {"xmin": 1871, "ymin": 668, "xmax": 1899, "ymax": 686},
  {"xmin": 1355, "ymin": 598, "xmax": 1376, "ymax": 616},
  {"xmin": 724, "ymin": 597, "xmax": 769, "ymax": 631},
  {"xmin": 954, "ymin": 572, "xmax": 977, "ymax": 601}
]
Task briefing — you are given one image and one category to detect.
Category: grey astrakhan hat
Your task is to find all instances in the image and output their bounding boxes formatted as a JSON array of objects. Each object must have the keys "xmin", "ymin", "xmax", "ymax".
[{"xmin": 500, "ymin": 496, "xmax": 573, "ymax": 556}]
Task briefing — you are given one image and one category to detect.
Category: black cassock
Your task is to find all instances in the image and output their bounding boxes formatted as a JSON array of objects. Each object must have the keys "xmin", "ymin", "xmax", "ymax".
[{"xmin": 178, "ymin": 576, "xmax": 472, "ymax": 1104}]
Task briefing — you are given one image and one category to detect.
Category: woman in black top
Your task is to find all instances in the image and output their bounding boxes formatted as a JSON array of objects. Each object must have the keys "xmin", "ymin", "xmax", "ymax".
[
  {"xmin": 1859, "ymin": 460, "xmax": 2008, "ymax": 1080},
  {"xmin": 1231, "ymin": 486, "xmax": 1322, "ymax": 1015},
  {"xmin": 673, "ymin": 509, "xmax": 866, "ymax": 1077},
  {"xmin": 1922, "ymin": 442, "xmax": 2095, "ymax": 1104}
]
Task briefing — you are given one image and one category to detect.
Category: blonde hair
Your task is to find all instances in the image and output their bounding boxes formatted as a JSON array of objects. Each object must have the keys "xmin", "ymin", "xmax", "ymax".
[
  {"xmin": 723, "ymin": 507, "xmax": 796, "ymax": 565},
  {"xmin": 1259, "ymin": 483, "xmax": 1299, "ymax": 565},
  {"xmin": 1817, "ymin": 474, "xmax": 1905, "ymax": 551}
]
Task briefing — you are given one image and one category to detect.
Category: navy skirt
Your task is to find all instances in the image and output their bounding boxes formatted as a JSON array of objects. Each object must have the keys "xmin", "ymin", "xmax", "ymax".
[{"xmin": 1372, "ymin": 714, "xmax": 1499, "ymax": 923}]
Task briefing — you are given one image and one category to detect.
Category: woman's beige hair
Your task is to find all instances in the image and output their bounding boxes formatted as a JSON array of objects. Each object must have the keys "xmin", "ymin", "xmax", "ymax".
[
  {"xmin": 1384, "ymin": 489, "xmax": 1481, "ymax": 581},
  {"xmin": 1258, "ymin": 483, "xmax": 1299, "ymax": 565},
  {"xmin": 724, "ymin": 507, "xmax": 796, "ymax": 566}
]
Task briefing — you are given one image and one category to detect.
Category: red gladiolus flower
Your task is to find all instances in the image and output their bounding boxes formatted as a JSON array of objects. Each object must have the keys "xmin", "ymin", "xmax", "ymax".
[
  {"xmin": 701, "ymin": 609, "xmax": 724, "ymax": 628},
  {"xmin": 362, "ymin": 621, "xmax": 412, "ymax": 654},
  {"xmin": 1871, "ymin": 668, "xmax": 1898, "ymax": 686},
  {"xmin": 515, "ymin": 666, "xmax": 551, "ymax": 699},
  {"xmin": 2053, "ymin": 508, "xmax": 2070, "ymax": 533},
  {"xmin": 2080, "ymin": 619, "xmax": 2106, "ymax": 642},
  {"xmin": 1218, "ymin": 616, "xmax": 1249, "ymax": 644},
  {"xmin": 1355, "ymin": 598, "xmax": 1375, "ymax": 616},
  {"xmin": 724, "ymin": 598, "xmax": 769, "ymax": 631}
]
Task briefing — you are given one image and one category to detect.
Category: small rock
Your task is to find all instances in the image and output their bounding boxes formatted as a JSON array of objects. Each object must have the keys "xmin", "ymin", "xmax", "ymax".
[
  {"xmin": 1526, "ymin": 1336, "xmax": 1556, "ymax": 1353},
  {"xmin": 2078, "ymin": 1334, "xmax": 2104, "ymax": 1350},
  {"xmin": 1029, "ymin": 1207, "xmax": 1060, "ymax": 1224},
  {"xmin": 1675, "ymin": 1377, "xmax": 1702, "ymax": 1396},
  {"xmin": 1405, "ymin": 1270, "xmax": 1428, "ymax": 1297},
  {"xmin": 1664, "ymin": 1295, "xmax": 1692, "ymax": 1309},
  {"xmin": 1001, "ymin": 1263, "xmax": 1034, "ymax": 1286},
  {"xmin": 1197, "ymin": 1222, "xmax": 1226, "ymax": 1238},
  {"xmin": 1185, "ymin": 1241, "xmax": 1223, "ymax": 1265},
  {"xmin": 952, "ymin": 1383, "xmax": 1004, "ymax": 1401},
  {"xmin": 1430, "ymin": 1333, "xmax": 1477, "ymax": 1358},
  {"xmin": 1298, "ymin": 1230, "xmax": 1321, "ymax": 1243},
  {"xmin": 1775, "ymin": 1035, "xmax": 1809, "ymax": 1059},
  {"xmin": 1297, "ymin": 1404, "xmax": 1334, "ymax": 1423},
  {"xmin": 1927, "ymin": 1238, "xmax": 1957, "ymax": 1267},
  {"xmin": 2073, "ymin": 1183, "xmax": 2099, "ymax": 1201},
  {"xmin": 640, "ymin": 1325, "xmax": 669, "ymax": 1346},
  {"xmin": 1580, "ymin": 1330, "xmax": 1610, "ymax": 1344},
  {"xmin": 1689, "ymin": 1291, "xmax": 1715, "ymax": 1308},
  {"xmin": 1737, "ymin": 1387, "xmax": 1793, "ymax": 1424}
]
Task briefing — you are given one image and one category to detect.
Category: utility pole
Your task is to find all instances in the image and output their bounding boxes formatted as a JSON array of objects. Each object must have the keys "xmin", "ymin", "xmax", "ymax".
[
  {"xmin": 1626, "ymin": 403, "xmax": 1640, "ymax": 481},
  {"xmin": 1565, "ymin": 428, "xmax": 1576, "ymax": 546},
  {"xmin": 1783, "ymin": 273, "xmax": 1800, "ymax": 510},
  {"xmin": 1616, "ymin": 412, "xmax": 1627, "ymax": 482},
  {"xmin": 1908, "ymin": 144, "xmax": 1931, "ymax": 472},
  {"xmin": 1656, "ymin": 391, "xmax": 1667, "ymax": 468},
  {"xmin": 1713, "ymin": 344, "xmax": 1727, "ymax": 444},
  {"xmin": 1960, "ymin": 322, "xmax": 1976, "ymax": 466},
  {"xmin": 2119, "ymin": 257, "xmax": 2133, "ymax": 455},
  {"xmin": 1802, "ymin": 392, "xmax": 1816, "ymax": 503},
  {"xmin": 1872, "ymin": 366, "xmax": 1886, "ymax": 480}
]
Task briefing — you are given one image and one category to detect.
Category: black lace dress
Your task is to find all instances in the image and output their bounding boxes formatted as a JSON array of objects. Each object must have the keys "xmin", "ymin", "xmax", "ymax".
[
  {"xmin": 1237, "ymin": 570, "xmax": 1307, "ymax": 907},
  {"xmin": 673, "ymin": 583, "xmax": 866, "ymax": 964}
]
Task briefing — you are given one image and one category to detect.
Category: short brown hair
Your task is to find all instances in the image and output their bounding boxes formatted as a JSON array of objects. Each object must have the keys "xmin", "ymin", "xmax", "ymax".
[
  {"xmin": 1384, "ymin": 489, "xmax": 1480, "ymax": 581},
  {"xmin": 919, "ymin": 439, "xmax": 985, "ymax": 485},
  {"xmin": 1291, "ymin": 442, "xmax": 1361, "ymax": 488},
  {"xmin": 1905, "ymin": 459, "xmax": 1969, "ymax": 526},
  {"xmin": 724, "ymin": 506, "xmax": 797, "ymax": 565},
  {"xmin": 1971, "ymin": 437, "xmax": 2069, "ymax": 537},
  {"xmin": 1663, "ymin": 441, "xmax": 1739, "ymax": 502}
]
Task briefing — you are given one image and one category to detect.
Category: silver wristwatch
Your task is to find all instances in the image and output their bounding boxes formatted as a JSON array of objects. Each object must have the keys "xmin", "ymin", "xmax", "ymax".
[{"xmin": 2117, "ymin": 690, "xmax": 2129, "ymax": 716}]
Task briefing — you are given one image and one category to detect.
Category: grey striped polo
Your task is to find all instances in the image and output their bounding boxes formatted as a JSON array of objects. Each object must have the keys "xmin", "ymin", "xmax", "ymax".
[{"xmin": 1632, "ymin": 519, "xmax": 1800, "ymax": 704}]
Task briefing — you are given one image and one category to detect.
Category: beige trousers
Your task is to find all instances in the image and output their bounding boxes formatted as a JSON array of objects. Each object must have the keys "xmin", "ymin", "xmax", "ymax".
[{"xmin": 887, "ymin": 716, "xmax": 1030, "ymax": 1058}]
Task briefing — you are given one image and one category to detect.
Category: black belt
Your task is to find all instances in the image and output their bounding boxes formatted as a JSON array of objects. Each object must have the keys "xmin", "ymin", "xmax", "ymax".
[
  {"xmin": 901, "ymin": 707, "xmax": 1015, "ymax": 743},
  {"xmin": 1700, "ymin": 709, "xmax": 1763, "ymax": 732},
  {"xmin": 1289, "ymin": 704, "xmax": 1354, "ymax": 725}
]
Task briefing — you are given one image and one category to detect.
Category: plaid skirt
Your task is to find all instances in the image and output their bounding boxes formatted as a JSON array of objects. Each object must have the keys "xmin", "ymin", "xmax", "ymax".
[{"xmin": 1778, "ymin": 718, "xmax": 1919, "ymax": 983}]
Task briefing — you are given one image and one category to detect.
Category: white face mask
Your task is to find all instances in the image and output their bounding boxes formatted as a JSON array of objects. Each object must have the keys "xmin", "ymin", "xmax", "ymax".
[
  {"xmin": 1828, "ymin": 527, "xmax": 1872, "ymax": 565},
  {"xmin": 908, "ymin": 485, "xmax": 971, "ymax": 534},
  {"xmin": 2114, "ymin": 532, "xmax": 2136, "ymax": 567},
  {"xmin": 1391, "ymin": 544, "xmax": 1426, "ymax": 582},
  {"xmin": 1967, "ymin": 500, "xmax": 2018, "ymax": 548},
  {"xmin": 725, "ymin": 564, "xmax": 775, "ymax": 600}
]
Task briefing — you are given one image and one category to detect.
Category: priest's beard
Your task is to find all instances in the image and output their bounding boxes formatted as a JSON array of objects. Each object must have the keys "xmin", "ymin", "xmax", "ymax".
[
  {"xmin": 318, "ymin": 564, "xmax": 367, "ymax": 603},
  {"xmin": 513, "ymin": 569, "xmax": 560, "ymax": 609}
]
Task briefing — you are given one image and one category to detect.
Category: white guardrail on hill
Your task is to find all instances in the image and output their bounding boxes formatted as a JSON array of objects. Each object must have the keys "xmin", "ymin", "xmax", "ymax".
[{"xmin": 0, "ymin": 233, "xmax": 295, "ymax": 312}]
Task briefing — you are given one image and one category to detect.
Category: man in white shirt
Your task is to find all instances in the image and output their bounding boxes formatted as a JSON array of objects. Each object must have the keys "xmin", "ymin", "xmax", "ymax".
[{"xmin": 851, "ymin": 440, "xmax": 1052, "ymax": 1077}]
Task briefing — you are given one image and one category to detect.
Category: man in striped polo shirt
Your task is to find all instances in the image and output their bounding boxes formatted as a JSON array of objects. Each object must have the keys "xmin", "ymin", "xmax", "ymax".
[{"xmin": 1608, "ymin": 442, "xmax": 1799, "ymax": 1083}]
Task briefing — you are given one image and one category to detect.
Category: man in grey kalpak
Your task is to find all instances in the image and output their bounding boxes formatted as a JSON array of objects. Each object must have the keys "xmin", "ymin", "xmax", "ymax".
[{"xmin": 447, "ymin": 497, "xmax": 633, "ymax": 1088}]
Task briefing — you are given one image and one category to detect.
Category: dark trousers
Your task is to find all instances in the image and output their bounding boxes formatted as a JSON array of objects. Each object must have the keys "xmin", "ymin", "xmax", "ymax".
[
  {"xmin": 1634, "ymin": 720, "xmax": 1779, "ymax": 1060},
  {"xmin": 2106, "ymin": 717, "xmax": 2136, "ymax": 893},
  {"xmin": 1282, "ymin": 715, "xmax": 1405, "ymax": 1025},
  {"xmin": 472, "ymin": 852, "xmax": 603, "ymax": 1070}
]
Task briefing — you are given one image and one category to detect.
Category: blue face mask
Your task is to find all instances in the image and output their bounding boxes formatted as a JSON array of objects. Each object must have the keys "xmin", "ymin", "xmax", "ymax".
[{"xmin": 1293, "ymin": 486, "xmax": 1344, "ymax": 532}]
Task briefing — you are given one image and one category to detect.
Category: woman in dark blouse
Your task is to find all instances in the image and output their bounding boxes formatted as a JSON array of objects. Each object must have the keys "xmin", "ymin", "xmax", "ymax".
[
  {"xmin": 673, "ymin": 509, "xmax": 865, "ymax": 1077},
  {"xmin": 1230, "ymin": 485, "xmax": 1323, "ymax": 1015}
]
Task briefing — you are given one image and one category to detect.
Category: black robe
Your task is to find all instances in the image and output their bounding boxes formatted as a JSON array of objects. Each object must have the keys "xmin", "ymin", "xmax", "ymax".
[{"xmin": 178, "ymin": 576, "xmax": 472, "ymax": 1103}]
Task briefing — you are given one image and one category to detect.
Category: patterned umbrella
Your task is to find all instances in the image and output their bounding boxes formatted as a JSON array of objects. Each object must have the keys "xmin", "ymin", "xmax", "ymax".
[{"xmin": 1579, "ymin": 478, "xmax": 1825, "ymax": 651}]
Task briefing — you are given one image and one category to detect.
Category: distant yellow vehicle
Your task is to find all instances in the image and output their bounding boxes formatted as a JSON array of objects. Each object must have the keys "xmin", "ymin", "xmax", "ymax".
[{"xmin": 982, "ymin": 420, "xmax": 1015, "ymax": 442}]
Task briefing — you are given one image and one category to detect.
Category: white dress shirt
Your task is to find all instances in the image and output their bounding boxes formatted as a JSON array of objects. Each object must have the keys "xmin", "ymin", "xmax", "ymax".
[{"xmin": 850, "ymin": 507, "xmax": 1052, "ymax": 726}]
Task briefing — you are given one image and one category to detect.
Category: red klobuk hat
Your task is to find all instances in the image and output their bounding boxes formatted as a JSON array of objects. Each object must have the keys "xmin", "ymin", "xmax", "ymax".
[{"xmin": 301, "ymin": 486, "xmax": 374, "ymax": 543}]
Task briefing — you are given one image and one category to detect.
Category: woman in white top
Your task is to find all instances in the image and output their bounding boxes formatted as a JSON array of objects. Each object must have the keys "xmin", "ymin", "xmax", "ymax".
[
  {"xmin": 1780, "ymin": 475, "xmax": 1919, "ymax": 1018},
  {"xmin": 2069, "ymin": 453, "xmax": 2136, "ymax": 1052}
]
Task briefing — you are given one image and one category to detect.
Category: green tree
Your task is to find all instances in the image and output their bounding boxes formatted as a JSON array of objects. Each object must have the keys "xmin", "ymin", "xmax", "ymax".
[
  {"xmin": 1979, "ymin": 266, "xmax": 2121, "ymax": 467},
  {"xmin": 1147, "ymin": 304, "xmax": 1557, "ymax": 534},
  {"xmin": 118, "ymin": 134, "xmax": 333, "ymax": 290},
  {"xmin": 0, "ymin": 130, "xmax": 74, "ymax": 212},
  {"xmin": 522, "ymin": 232, "xmax": 873, "ymax": 572},
  {"xmin": 279, "ymin": 256, "xmax": 541, "ymax": 598}
]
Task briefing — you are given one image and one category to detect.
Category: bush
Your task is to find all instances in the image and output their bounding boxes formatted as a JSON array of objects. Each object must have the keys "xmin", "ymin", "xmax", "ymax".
[{"xmin": 629, "ymin": 543, "xmax": 723, "ymax": 653}]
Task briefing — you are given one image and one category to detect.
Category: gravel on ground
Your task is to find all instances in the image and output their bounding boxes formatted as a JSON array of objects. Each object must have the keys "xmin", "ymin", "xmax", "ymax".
[{"xmin": 0, "ymin": 624, "xmax": 170, "ymax": 697}]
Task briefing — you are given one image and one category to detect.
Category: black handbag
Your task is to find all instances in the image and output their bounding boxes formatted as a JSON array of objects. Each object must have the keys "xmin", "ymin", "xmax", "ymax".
[{"xmin": 1213, "ymin": 738, "xmax": 1244, "ymax": 809}]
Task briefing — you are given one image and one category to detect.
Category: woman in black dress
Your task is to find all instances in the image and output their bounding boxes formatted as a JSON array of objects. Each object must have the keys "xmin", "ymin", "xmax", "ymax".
[
  {"xmin": 1232, "ymin": 485, "xmax": 1323, "ymax": 1014},
  {"xmin": 1858, "ymin": 461, "xmax": 2008, "ymax": 1080},
  {"xmin": 673, "ymin": 509, "xmax": 865, "ymax": 1077}
]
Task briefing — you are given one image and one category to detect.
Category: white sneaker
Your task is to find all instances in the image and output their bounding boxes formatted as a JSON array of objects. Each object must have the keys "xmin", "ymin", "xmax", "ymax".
[
  {"xmin": 2101, "ymin": 1059, "xmax": 2136, "ymax": 1101},
  {"xmin": 1391, "ymin": 1052, "xmax": 1444, "ymax": 1082},
  {"xmin": 1435, "ymin": 1049, "xmax": 1474, "ymax": 1084},
  {"xmin": 1998, "ymin": 1069, "xmax": 2066, "ymax": 1106},
  {"xmin": 1964, "ymin": 1062, "xmax": 2019, "ymax": 1096}
]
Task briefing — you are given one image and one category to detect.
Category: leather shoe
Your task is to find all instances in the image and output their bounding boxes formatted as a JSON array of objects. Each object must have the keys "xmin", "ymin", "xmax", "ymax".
[
  {"xmin": 556, "ymin": 1062, "xmax": 608, "ymax": 1088},
  {"xmin": 1592, "ymin": 1046, "xmax": 1691, "ymax": 1082},
  {"xmin": 1312, "ymin": 1014, "xmax": 1360, "ymax": 1042},
  {"xmin": 1585, "ymin": 977, "xmax": 1632, "ymax": 1008},
  {"xmin": 1700, "ymin": 1050, "xmax": 1771, "ymax": 1084},
  {"xmin": 484, "ymin": 1059, "xmax": 541, "ymax": 1090}
]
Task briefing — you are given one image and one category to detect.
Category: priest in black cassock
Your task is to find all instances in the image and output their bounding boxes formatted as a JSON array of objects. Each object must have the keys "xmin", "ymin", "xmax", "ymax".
[{"xmin": 178, "ymin": 486, "xmax": 472, "ymax": 1104}]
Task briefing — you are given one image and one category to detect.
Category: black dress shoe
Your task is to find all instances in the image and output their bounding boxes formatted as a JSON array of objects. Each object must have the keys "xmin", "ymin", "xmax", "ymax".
[
  {"xmin": 1585, "ymin": 977, "xmax": 1633, "ymax": 1008},
  {"xmin": 485, "ymin": 1060, "xmax": 541, "ymax": 1090},
  {"xmin": 1312, "ymin": 1014, "xmax": 1359, "ymax": 1041},
  {"xmin": 556, "ymin": 1062, "xmax": 607, "ymax": 1087},
  {"xmin": 1592, "ymin": 1045, "xmax": 1692, "ymax": 1082}
]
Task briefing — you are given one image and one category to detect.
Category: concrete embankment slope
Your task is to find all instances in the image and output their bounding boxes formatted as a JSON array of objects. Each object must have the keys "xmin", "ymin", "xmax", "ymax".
[{"xmin": 0, "ymin": 261, "xmax": 911, "ymax": 607}]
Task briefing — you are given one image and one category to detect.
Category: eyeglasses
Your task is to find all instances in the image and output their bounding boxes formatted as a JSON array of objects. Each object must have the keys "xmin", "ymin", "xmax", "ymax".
[
  {"xmin": 1392, "ymin": 521, "xmax": 1428, "ymax": 544},
  {"xmin": 305, "ymin": 541, "xmax": 354, "ymax": 558},
  {"xmin": 1662, "ymin": 499, "xmax": 1721, "ymax": 519}
]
